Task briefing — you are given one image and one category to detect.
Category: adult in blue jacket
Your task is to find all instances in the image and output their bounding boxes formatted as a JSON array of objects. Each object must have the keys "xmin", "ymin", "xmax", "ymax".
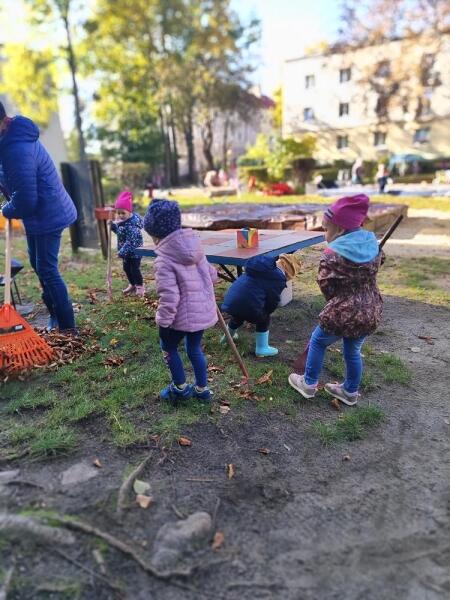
[
  {"xmin": 221, "ymin": 254, "xmax": 287, "ymax": 357},
  {"xmin": 0, "ymin": 103, "xmax": 77, "ymax": 331}
]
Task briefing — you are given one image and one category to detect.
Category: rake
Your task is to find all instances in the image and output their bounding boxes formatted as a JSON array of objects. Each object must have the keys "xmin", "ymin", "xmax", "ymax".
[{"xmin": 0, "ymin": 219, "xmax": 54, "ymax": 372}]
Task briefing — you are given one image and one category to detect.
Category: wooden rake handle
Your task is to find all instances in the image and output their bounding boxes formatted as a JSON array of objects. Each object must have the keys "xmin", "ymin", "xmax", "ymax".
[
  {"xmin": 4, "ymin": 219, "xmax": 12, "ymax": 306},
  {"xmin": 106, "ymin": 220, "xmax": 113, "ymax": 301},
  {"xmin": 216, "ymin": 306, "xmax": 249, "ymax": 381}
]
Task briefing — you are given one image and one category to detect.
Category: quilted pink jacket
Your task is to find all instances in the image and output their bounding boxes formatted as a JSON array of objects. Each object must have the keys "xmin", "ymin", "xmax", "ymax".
[{"xmin": 154, "ymin": 228, "xmax": 218, "ymax": 332}]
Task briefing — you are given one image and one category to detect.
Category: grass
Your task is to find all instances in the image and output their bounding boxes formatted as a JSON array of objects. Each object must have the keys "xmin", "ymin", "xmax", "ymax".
[
  {"xmin": 136, "ymin": 191, "xmax": 450, "ymax": 213},
  {"xmin": 1, "ymin": 209, "xmax": 446, "ymax": 459},
  {"xmin": 313, "ymin": 406, "xmax": 385, "ymax": 446}
]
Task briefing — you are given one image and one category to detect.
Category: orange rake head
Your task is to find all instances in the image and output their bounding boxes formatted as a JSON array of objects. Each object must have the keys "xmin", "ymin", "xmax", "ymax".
[{"xmin": 0, "ymin": 304, "xmax": 54, "ymax": 372}]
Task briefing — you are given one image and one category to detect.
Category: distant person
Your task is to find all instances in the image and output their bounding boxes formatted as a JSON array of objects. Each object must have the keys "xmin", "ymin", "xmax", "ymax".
[
  {"xmin": 204, "ymin": 169, "xmax": 218, "ymax": 187},
  {"xmin": 376, "ymin": 163, "xmax": 389, "ymax": 193},
  {"xmin": 0, "ymin": 101, "xmax": 77, "ymax": 332},
  {"xmin": 351, "ymin": 158, "xmax": 364, "ymax": 185},
  {"xmin": 110, "ymin": 190, "xmax": 145, "ymax": 297}
]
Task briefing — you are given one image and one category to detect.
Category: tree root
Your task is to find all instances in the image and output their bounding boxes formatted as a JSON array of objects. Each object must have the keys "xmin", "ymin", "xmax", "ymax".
[
  {"xmin": 116, "ymin": 453, "xmax": 154, "ymax": 519},
  {"xmin": 0, "ymin": 566, "xmax": 14, "ymax": 600},
  {"xmin": 0, "ymin": 514, "xmax": 75, "ymax": 546}
]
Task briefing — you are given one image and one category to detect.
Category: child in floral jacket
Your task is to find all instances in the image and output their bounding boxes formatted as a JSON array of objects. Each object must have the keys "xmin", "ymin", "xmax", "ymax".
[
  {"xmin": 111, "ymin": 190, "xmax": 144, "ymax": 297},
  {"xmin": 289, "ymin": 194, "xmax": 384, "ymax": 406}
]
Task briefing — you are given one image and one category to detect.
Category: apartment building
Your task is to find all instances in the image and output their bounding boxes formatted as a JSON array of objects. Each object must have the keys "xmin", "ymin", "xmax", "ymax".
[{"xmin": 282, "ymin": 33, "xmax": 450, "ymax": 163}]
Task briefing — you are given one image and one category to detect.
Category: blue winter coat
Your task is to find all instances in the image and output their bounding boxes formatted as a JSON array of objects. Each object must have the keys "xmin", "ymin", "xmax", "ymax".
[
  {"xmin": 111, "ymin": 213, "xmax": 143, "ymax": 259},
  {"xmin": 0, "ymin": 116, "xmax": 77, "ymax": 235},
  {"xmin": 222, "ymin": 255, "xmax": 287, "ymax": 320}
]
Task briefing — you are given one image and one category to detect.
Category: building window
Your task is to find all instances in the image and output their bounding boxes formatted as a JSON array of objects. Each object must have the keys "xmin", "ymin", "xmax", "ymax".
[
  {"xmin": 339, "ymin": 102, "xmax": 349, "ymax": 117},
  {"xmin": 303, "ymin": 107, "xmax": 314, "ymax": 121},
  {"xmin": 337, "ymin": 135, "xmax": 349, "ymax": 149},
  {"xmin": 305, "ymin": 74, "xmax": 315, "ymax": 89},
  {"xmin": 374, "ymin": 131, "xmax": 386, "ymax": 146},
  {"xmin": 340, "ymin": 68, "xmax": 351, "ymax": 83},
  {"xmin": 414, "ymin": 127, "xmax": 430, "ymax": 144}
]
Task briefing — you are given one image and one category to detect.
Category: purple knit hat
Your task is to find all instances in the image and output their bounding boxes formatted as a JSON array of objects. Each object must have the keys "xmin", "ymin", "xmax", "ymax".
[
  {"xmin": 144, "ymin": 198, "xmax": 181, "ymax": 239},
  {"xmin": 324, "ymin": 194, "xmax": 369, "ymax": 230},
  {"xmin": 114, "ymin": 189, "xmax": 133, "ymax": 212}
]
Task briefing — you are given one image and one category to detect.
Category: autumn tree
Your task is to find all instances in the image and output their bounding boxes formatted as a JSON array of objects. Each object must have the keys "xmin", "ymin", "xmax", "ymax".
[
  {"xmin": 339, "ymin": 0, "xmax": 449, "ymax": 125},
  {"xmin": 0, "ymin": 45, "xmax": 59, "ymax": 128}
]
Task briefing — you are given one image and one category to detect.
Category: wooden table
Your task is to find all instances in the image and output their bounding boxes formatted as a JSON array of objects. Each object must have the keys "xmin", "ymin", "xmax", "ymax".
[{"xmin": 136, "ymin": 229, "xmax": 325, "ymax": 281}]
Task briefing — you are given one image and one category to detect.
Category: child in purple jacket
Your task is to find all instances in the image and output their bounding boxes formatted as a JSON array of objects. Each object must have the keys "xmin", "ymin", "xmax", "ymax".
[{"xmin": 144, "ymin": 199, "xmax": 218, "ymax": 405}]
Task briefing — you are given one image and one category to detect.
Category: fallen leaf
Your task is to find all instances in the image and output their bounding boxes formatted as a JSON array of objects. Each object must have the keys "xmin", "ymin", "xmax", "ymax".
[
  {"xmin": 226, "ymin": 463, "xmax": 236, "ymax": 479},
  {"xmin": 258, "ymin": 447, "xmax": 270, "ymax": 455},
  {"xmin": 409, "ymin": 347, "xmax": 421, "ymax": 353},
  {"xmin": 256, "ymin": 370, "xmax": 273, "ymax": 385},
  {"xmin": 219, "ymin": 399, "xmax": 231, "ymax": 407},
  {"xmin": 342, "ymin": 454, "xmax": 351, "ymax": 461},
  {"xmin": 212, "ymin": 531, "xmax": 225, "ymax": 550},
  {"xmin": 178, "ymin": 436, "xmax": 192, "ymax": 447},
  {"xmin": 136, "ymin": 494, "xmax": 153, "ymax": 509},
  {"xmin": 208, "ymin": 365, "xmax": 224, "ymax": 373},
  {"xmin": 283, "ymin": 443, "xmax": 291, "ymax": 452},
  {"xmin": 109, "ymin": 338, "xmax": 119, "ymax": 347},
  {"xmin": 418, "ymin": 335, "xmax": 435, "ymax": 345},
  {"xmin": 102, "ymin": 355, "xmax": 124, "ymax": 367},
  {"xmin": 219, "ymin": 405, "xmax": 230, "ymax": 415},
  {"xmin": 330, "ymin": 399, "xmax": 341, "ymax": 411},
  {"xmin": 133, "ymin": 479, "xmax": 151, "ymax": 495},
  {"xmin": 92, "ymin": 458, "xmax": 102, "ymax": 468}
]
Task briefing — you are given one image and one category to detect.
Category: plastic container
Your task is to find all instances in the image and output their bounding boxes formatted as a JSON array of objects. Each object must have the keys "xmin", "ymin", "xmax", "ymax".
[
  {"xmin": 278, "ymin": 279, "xmax": 293, "ymax": 307},
  {"xmin": 94, "ymin": 206, "xmax": 115, "ymax": 220}
]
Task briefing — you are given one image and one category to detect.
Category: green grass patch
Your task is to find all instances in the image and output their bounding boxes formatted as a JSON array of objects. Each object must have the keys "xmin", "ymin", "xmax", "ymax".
[{"xmin": 313, "ymin": 405, "xmax": 385, "ymax": 446}]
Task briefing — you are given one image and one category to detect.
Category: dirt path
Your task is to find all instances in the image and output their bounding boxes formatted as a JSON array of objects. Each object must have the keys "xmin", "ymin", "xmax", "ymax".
[
  {"xmin": 384, "ymin": 209, "xmax": 450, "ymax": 258},
  {"xmin": 2, "ymin": 293, "xmax": 449, "ymax": 599}
]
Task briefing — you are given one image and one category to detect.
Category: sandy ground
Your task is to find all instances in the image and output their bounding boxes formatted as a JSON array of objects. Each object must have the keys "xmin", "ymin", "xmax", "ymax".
[{"xmin": 383, "ymin": 209, "xmax": 450, "ymax": 258}]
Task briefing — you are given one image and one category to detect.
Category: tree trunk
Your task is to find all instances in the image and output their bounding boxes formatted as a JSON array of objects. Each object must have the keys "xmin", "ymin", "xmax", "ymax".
[
  {"xmin": 222, "ymin": 115, "xmax": 230, "ymax": 171},
  {"xmin": 62, "ymin": 15, "xmax": 87, "ymax": 161},
  {"xmin": 159, "ymin": 108, "xmax": 172, "ymax": 187},
  {"xmin": 169, "ymin": 110, "xmax": 179, "ymax": 186},
  {"xmin": 201, "ymin": 119, "xmax": 215, "ymax": 171},
  {"xmin": 184, "ymin": 110, "xmax": 196, "ymax": 183}
]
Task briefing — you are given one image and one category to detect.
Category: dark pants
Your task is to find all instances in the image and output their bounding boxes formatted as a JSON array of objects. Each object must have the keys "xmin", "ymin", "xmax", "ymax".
[
  {"xmin": 378, "ymin": 176, "xmax": 388, "ymax": 193},
  {"xmin": 159, "ymin": 327, "xmax": 207, "ymax": 387},
  {"xmin": 229, "ymin": 312, "xmax": 270, "ymax": 332},
  {"xmin": 123, "ymin": 257, "xmax": 143, "ymax": 286},
  {"xmin": 26, "ymin": 231, "xmax": 75, "ymax": 330}
]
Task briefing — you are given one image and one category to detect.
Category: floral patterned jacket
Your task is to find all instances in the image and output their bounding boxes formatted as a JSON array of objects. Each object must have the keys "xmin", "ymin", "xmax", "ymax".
[{"xmin": 317, "ymin": 246, "xmax": 384, "ymax": 339}]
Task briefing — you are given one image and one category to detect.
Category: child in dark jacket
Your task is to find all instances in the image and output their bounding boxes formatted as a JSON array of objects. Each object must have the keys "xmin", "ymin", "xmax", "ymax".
[
  {"xmin": 221, "ymin": 253, "xmax": 301, "ymax": 357},
  {"xmin": 288, "ymin": 194, "xmax": 384, "ymax": 406},
  {"xmin": 111, "ymin": 190, "xmax": 145, "ymax": 297}
]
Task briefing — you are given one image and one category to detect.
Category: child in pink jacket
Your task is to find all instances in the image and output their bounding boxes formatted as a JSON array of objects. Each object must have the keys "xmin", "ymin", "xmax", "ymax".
[{"xmin": 144, "ymin": 199, "xmax": 218, "ymax": 405}]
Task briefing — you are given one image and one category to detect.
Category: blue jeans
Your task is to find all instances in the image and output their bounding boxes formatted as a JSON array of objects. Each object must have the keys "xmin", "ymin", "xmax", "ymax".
[
  {"xmin": 304, "ymin": 326, "xmax": 365, "ymax": 393},
  {"xmin": 159, "ymin": 327, "xmax": 207, "ymax": 387},
  {"xmin": 27, "ymin": 231, "xmax": 75, "ymax": 330}
]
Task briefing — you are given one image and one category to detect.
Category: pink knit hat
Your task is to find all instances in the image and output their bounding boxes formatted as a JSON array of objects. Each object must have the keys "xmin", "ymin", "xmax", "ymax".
[
  {"xmin": 324, "ymin": 194, "xmax": 369, "ymax": 230},
  {"xmin": 114, "ymin": 189, "xmax": 133, "ymax": 212}
]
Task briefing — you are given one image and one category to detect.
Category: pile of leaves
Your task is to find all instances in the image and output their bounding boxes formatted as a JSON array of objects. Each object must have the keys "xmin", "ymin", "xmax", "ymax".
[{"xmin": 1, "ymin": 328, "xmax": 97, "ymax": 381}]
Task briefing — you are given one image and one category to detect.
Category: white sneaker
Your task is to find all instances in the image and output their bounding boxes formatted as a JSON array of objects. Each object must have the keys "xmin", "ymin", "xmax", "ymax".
[
  {"xmin": 325, "ymin": 383, "xmax": 359, "ymax": 406},
  {"xmin": 135, "ymin": 285, "xmax": 145, "ymax": 297},
  {"xmin": 288, "ymin": 373, "xmax": 317, "ymax": 399}
]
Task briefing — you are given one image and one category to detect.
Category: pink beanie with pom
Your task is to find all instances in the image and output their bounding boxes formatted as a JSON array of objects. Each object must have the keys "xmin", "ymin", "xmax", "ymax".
[
  {"xmin": 114, "ymin": 190, "xmax": 133, "ymax": 212},
  {"xmin": 324, "ymin": 194, "xmax": 369, "ymax": 230}
]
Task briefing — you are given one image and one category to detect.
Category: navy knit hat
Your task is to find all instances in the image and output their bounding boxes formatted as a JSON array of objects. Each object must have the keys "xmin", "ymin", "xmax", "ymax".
[{"xmin": 144, "ymin": 198, "xmax": 181, "ymax": 239}]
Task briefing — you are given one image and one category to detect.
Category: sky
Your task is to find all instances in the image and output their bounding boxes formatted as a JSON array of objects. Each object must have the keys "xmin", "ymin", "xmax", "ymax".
[{"xmin": 2, "ymin": 0, "xmax": 341, "ymax": 133}]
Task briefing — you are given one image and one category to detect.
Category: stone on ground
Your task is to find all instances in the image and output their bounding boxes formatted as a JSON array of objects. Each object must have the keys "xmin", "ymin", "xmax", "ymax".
[
  {"xmin": 151, "ymin": 511, "xmax": 212, "ymax": 573},
  {"xmin": 61, "ymin": 462, "xmax": 100, "ymax": 487}
]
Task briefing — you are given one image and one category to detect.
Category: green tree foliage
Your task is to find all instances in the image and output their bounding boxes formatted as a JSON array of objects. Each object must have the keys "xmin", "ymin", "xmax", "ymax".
[
  {"xmin": 272, "ymin": 87, "xmax": 283, "ymax": 133},
  {"xmin": 242, "ymin": 133, "xmax": 316, "ymax": 180},
  {"xmin": 0, "ymin": 44, "xmax": 59, "ymax": 128}
]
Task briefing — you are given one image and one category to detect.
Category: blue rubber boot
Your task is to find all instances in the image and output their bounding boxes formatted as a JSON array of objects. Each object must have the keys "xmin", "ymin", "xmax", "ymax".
[
  {"xmin": 160, "ymin": 383, "xmax": 193, "ymax": 406},
  {"xmin": 46, "ymin": 315, "xmax": 59, "ymax": 332},
  {"xmin": 255, "ymin": 331, "xmax": 278, "ymax": 358}
]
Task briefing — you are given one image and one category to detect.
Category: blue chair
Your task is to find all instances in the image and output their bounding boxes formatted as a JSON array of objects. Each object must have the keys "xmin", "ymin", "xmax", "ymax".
[{"xmin": 0, "ymin": 258, "xmax": 24, "ymax": 308}]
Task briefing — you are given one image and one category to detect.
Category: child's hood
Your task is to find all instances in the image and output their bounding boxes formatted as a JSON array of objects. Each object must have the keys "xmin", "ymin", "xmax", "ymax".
[
  {"xmin": 155, "ymin": 228, "xmax": 205, "ymax": 266},
  {"xmin": 245, "ymin": 255, "xmax": 286, "ymax": 282},
  {"xmin": 328, "ymin": 229, "xmax": 379, "ymax": 263}
]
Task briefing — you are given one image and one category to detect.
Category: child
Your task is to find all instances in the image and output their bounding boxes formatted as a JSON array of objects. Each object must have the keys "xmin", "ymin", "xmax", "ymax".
[
  {"xmin": 111, "ymin": 190, "xmax": 145, "ymax": 297},
  {"xmin": 288, "ymin": 194, "xmax": 383, "ymax": 406},
  {"xmin": 221, "ymin": 253, "xmax": 301, "ymax": 357},
  {"xmin": 143, "ymin": 199, "xmax": 218, "ymax": 404}
]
